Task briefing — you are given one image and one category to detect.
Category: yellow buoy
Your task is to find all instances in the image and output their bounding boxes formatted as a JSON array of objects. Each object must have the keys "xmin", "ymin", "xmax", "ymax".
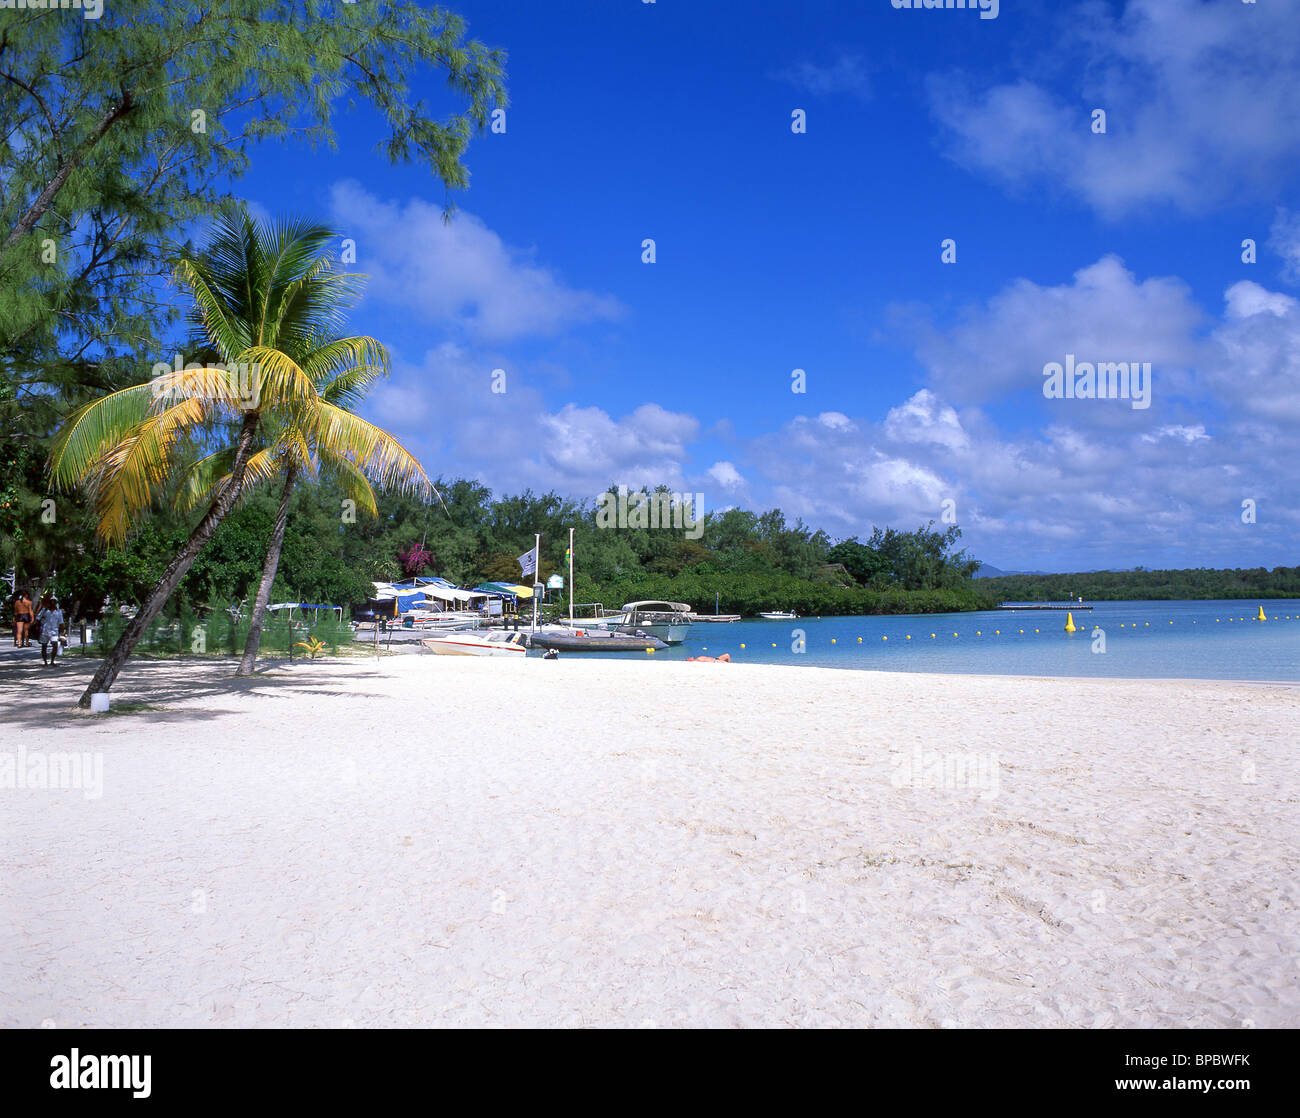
[
  {"xmin": 857, "ymin": 637, "xmax": 862, "ymax": 643},
  {"xmin": 930, "ymin": 633, "xmax": 936, "ymax": 638},
  {"xmin": 831, "ymin": 638, "xmax": 836, "ymax": 644},
  {"xmin": 1064, "ymin": 612, "xmax": 1076, "ymax": 632},
  {"xmin": 906, "ymin": 635, "xmax": 911, "ymax": 640},
  {"xmin": 1256, "ymin": 606, "xmax": 1267, "ymax": 621},
  {"xmin": 646, "ymin": 647, "xmax": 654, "ymax": 654},
  {"xmin": 994, "ymin": 630, "xmax": 1000, "ymax": 635},
  {"xmin": 882, "ymin": 636, "xmax": 887, "ymax": 641},
  {"xmin": 740, "ymin": 643, "xmax": 746, "ymax": 649}
]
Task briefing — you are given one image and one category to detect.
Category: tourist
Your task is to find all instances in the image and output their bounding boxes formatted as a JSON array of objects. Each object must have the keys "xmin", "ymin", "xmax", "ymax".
[
  {"xmin": 12, "ymin": 589, "xmax": 34, "ymax": 648},
  {"xmin": 35, "ymin": 595, "xmax": 65, "ymax": 667}
]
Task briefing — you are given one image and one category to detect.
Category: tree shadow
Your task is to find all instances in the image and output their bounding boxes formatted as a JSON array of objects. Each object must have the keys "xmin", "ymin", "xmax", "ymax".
[{"xmin": 0, "ymin": 655, "xmax": 389, "ymax": 725}]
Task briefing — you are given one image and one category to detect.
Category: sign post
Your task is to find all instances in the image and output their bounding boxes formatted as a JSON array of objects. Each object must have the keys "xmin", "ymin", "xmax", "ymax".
[{"xmin": 530, "ymin": 534, "xmax": 540, "ymax": 633}]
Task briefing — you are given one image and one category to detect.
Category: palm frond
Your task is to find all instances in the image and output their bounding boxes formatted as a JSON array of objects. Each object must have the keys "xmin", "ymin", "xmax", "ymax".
[
  {"xmin": 84, "ymin": 398, "xmax": 207, "ymax": 544},
  {"xmin": 319, "ymin": 448, "xmax": 379, "ymax": 519},
  {"xmin": 172, "ymin": 447, "xmax": 237, "ymax": 514},
  {"xmin": 48, "ymin": 383, "xmax": 157, "ymax": 488},
  {"xmin": 310, "ymin": 403, "xmax": 431, "ymax": 494}
]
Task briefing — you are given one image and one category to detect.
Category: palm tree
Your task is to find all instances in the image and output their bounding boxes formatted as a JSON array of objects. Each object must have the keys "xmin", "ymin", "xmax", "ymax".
[
  {"xmin": 173, "ymin": 331, "xmax": 429, "ymax": 676},
  {"xmin": 49, "ymin": 212, "xmax": 365, "ymax": 707}
]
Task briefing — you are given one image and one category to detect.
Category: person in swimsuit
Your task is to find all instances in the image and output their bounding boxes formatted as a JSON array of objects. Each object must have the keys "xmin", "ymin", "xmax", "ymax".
[{"xmin": 13, "ymin": 590, "xmax": 34, "ymax": 647}]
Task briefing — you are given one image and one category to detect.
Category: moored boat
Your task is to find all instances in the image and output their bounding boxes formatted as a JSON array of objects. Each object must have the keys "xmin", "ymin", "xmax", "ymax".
[
  {"xmin": 759, "ymin": 610, "xmax": 798, "ymax": 620},
  {"xmin": 607, "ymin": 601, "xmax": 693, "ymax": 643},
  {"xmin": 421, "ymin": 630, "xmax": 527, "ymax": 656},
  {"xmin": 528, "ymin": 628, "xmax": 667, "ymax": 652}
]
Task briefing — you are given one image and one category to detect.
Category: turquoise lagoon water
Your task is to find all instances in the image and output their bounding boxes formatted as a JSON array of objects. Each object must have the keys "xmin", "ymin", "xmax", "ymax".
[{"xmin": 553, "ymin": 600, "xmax": 1300, "ymax": 681}]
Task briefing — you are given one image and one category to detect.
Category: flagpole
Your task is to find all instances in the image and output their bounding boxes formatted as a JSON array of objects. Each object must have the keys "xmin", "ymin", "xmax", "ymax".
[
  {"xmin": 531, "ymin": 533, "xmax": 540, "ymax": 633},
  {"xmin": 568, "ymin": 527, "xmax": 574, "ymax": 623}
]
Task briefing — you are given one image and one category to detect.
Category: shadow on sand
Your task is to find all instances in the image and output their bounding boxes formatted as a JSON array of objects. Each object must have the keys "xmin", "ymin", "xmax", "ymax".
[{"xmin": 0, "ymin": 653, "xmax": 390, "ymax": 724}]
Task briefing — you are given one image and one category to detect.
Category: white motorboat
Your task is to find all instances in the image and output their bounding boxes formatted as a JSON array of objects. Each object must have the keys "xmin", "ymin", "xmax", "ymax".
[
  {"xmin": 420, "ymin": 630, "xmax": 527, "ymax": 657},
  {"xmin": 608, "ymin": 601, "xmax": 693, "ymax": 644},
  {"xmin": 405, "ymin": 609, "xmax": 484, "ymax": 631},
  {"xmin": 759, "ymin": 610, "xmax": 798, "ymax": 620}
]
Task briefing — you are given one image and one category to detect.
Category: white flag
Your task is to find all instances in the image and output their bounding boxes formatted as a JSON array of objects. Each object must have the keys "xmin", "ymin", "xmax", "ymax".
[{"xmin": 517, "ymin": 546, "xmax": 538, "ymax": 577}]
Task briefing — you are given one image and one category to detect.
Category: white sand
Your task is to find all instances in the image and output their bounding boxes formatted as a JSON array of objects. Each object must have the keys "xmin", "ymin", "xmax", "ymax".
[{"xmin": 2, "ymin": 652, "xmax": 1297, "ymax": 1028}]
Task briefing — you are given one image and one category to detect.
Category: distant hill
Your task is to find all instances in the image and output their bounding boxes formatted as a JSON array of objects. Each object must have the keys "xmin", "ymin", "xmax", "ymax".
[{"xmin": 974, "ymin": 563, "xmax": 1049, "ymax": 578}]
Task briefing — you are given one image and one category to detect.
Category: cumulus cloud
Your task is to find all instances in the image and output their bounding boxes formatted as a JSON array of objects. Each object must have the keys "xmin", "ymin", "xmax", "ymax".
[
  {"xmin": 329, "ymin": 181, "xmax": 622, "ymax": 341},
  {"xmin": 927, "ymin": 0, "xmax": 1300, "ymax": 217},
  {"xmin": 355, "ymin": 246, "xmax": 1298, "ymax": 571},
  {"xmin": 1207, "ymin": 283, "xmax": 1300, "ymax": 423},
  {"xmin": 739, "ymin": 264, "xmax": 1300, "ymax": 568},
  {"xmin": 707, "ymin": 461, "xmax": 745, "ymax": 490},
  {"xmin": 361, "ymin": 343, "xmax": 699, "ymax": 500},
  {"xmin": 884, "ymin": 390, "xmax": 970, "ymax": 453},
  {"xmin": 907, "ymin": 256, "xmax": 1203, "ymax": 407}
]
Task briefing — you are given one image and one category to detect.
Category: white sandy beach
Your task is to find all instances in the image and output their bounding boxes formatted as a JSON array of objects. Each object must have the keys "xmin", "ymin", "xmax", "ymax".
[{"xmin": 2, "ymin": 651, "xmax": 1297, "ymax": 1028}]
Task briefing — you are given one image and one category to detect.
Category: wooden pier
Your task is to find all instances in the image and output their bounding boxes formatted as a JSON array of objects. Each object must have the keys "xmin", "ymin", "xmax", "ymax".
[{"xmin": 997, "ymin": 602, "xmax": 1093, "ymax": 611}]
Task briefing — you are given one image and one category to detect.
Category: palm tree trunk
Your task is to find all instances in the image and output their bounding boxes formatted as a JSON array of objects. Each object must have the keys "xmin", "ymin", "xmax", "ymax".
[
  {"xmin": 77, "ymin": 413, "xmax": 260, "ymax": 708},
  {"xmin": 236, "ymin": 462, "xmax": 296, "ymax": 676}
]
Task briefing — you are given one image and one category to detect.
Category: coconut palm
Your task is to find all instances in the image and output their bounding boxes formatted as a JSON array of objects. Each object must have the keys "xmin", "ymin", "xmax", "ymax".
[
  {"xmin": 173, "ymin": 331, "xmax": 429, "ymax": 676},
  {"xmin": 49, "ymin": 212, "xmax": 378, "ymax": 707}
]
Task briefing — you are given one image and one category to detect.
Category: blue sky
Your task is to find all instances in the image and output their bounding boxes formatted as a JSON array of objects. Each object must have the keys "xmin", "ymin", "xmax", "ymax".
[{"xmin": 235, "ymin": 0, "xmax": 1300, "ymax": 572}]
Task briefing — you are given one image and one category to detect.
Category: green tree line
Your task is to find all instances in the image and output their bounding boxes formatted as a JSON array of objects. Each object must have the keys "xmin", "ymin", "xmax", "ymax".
[
  {"xmin": 980, "ymin": 567, "xmax": 1300, "ymax": 601},
  {"xmin": 26, "ymin": 482, "xmax": 995, "ymax": 621}
]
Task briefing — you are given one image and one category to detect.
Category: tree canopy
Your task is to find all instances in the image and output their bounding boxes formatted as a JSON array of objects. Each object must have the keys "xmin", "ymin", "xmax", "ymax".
[{"xmin": 1, "ymin": 0, "xmax": 506, "ymax": 584}]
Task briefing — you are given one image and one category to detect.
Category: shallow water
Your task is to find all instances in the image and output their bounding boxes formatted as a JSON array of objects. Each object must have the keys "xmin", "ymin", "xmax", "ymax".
[{"xmin": 545, "ymin": 600, "xmax": 1300, "ymax": 681}]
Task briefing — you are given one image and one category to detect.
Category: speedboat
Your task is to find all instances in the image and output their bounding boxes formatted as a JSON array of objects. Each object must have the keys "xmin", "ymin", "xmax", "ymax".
[
  {"xmin": 420, "ymin": 630, "xmax": 527, "ymax": 657},
  {"xmin": 759, "ymin": 610, "xmax": 798, "ymax": 620}
]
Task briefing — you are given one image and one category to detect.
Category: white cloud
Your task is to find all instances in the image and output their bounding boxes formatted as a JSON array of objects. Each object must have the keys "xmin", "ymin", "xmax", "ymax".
[
  {"xmin": 884, "ymin": 390, "xmax": 970, "ymax": 452},
  {"xmin": 738, "ymin": 264, "xmax": 1300, "ymax": 568},
  {"xmin": 776, "ymin": 54, "xmax": 870, "ymax": 100},
  {"xmin": 1224, "ymin": 280, "xmax": 1296, "ymax": 321},
  {"xmin": 1207, "ymin": 283, "xmax": 1300, "ymax": 423},
  {"xmin": 360, "ymin": 343, "xmax": 700, "ymax": 499},
  {"xmin": 1268, "ymin": 208, "xmax": 1300, "ymax": 285},
  {"xmin": 908, "ymin": 256, "xmax": 1203, "ymax": 406},
  {"xmin": 329, "ymin": 181, "xmax": 622, "ymax": 341},
  {"xmin": 1141, "ymin": 425, "xmax": 1209, "ymax": 445},
  {"xmin": 707, "ymin": 461, "xmax": 745, "ymax": 490},
  {"xmin": 927, "ymin": 0, "xmax": 1300, "ymax": 216}
]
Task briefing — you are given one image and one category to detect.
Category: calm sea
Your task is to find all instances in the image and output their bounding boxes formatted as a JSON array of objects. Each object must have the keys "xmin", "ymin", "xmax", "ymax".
[{"xmin": 563, "ymin": 600, "xmax": 1300, "ymax": 681}]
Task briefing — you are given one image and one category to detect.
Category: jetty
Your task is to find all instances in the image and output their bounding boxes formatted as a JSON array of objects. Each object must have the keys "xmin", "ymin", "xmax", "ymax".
[{"xmin": 997, "ymin": 602, "xmax": 1093, "ymax": 611}]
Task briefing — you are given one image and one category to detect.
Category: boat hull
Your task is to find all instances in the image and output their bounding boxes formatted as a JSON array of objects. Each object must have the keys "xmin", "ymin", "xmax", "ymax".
[
  {"xmin": 529, "ymin": 632, "xmax": 667, "ymax": 652},
  {"xmin": 420, "ymin": 635, "xmax": 525, "ymax": 656}
]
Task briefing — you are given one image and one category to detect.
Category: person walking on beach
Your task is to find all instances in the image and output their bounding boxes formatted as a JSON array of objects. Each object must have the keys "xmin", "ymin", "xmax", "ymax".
[
  {"xmin": 34, "ymin": 595, "xmax": 65, "ymax": 667},
  {"xmin": 12, "ymin": 589, "xmax": 34, "ymax": 647}
]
